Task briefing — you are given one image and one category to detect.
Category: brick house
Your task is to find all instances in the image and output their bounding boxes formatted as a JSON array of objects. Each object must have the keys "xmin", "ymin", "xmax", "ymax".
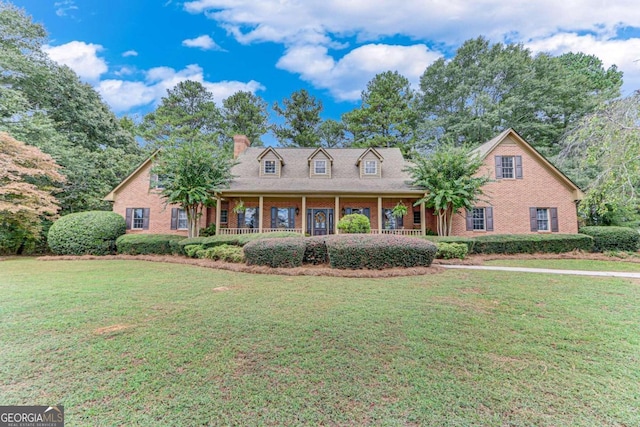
[{"xmin": 105, "ymin": 129, "xmax": 583, "ymax": 236}]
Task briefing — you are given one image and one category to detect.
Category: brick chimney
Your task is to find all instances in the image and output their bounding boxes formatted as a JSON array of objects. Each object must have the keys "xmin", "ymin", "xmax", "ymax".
[{"xmin": 233, "ymin": 135, "xmax": 251, "ymax": 158}]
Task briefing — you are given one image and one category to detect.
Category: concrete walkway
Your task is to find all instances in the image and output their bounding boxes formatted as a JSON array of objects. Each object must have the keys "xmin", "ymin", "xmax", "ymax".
[{"xmin": 440, "ymin": 264, "xmax": 640, "ymax": 279}]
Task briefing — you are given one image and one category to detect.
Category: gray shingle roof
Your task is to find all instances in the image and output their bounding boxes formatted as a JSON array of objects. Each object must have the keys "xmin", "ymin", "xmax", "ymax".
[{"xmin": 227, "ymin": 147, "xmax": 420, "ymax": 194}]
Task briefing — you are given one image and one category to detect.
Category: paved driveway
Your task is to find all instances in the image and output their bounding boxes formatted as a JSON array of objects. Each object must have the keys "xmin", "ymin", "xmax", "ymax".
[{"xmin": 440, "ymin": 264, "xmax": 640, "ymax": 279}]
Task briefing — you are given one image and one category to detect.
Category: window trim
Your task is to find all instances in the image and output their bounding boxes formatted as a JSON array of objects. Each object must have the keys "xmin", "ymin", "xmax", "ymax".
[
  {"xmin": 314, "ymin": 159, "xmax": 327, "ymax": 175},
  {"xmin": 131, "ymin": 208, "xmax": 145, "ymax": 230},
  {"xmin": 536, "ymin": 208, "xmax": 550, "ymax": 232},
  {"xmin": 177, "ymin": 209, "xmax": 188, "ymax": 230},
  {"xmin": 263, "ymin": 160, "xmax": 276, "ymax": 175},
  {"xmin": 501, "ymin": 156, "xmax": 515, "ymax": 179},
  {"xmin": 472, "ymin": 207, "xmax": 486, "ymax": 231},
  {"xmin": 220, "ymin": 209, "xmax": 228, "ymax": 224},
  {"xmin": 364, "ymin": 160, "xmax": 377, "ymax": 175}
]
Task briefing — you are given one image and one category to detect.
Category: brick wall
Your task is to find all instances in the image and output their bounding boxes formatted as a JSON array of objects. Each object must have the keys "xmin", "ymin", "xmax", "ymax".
[
  {"xmin": 451, "ymin": 137, "xmax": 579, "ymax": 236},
  {"xmin": 111, "ymin": 161, "xmax": 205, "ymax": 235}
]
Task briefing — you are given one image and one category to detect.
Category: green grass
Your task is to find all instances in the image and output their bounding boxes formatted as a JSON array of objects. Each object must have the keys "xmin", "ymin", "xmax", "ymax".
[
  {"xmin": 484, "ymin": 258, "xmax": 640, "ymax": 272},
  {"xmin": 1, "ymin": 259, "xmax": 639, "ymax": 426}
]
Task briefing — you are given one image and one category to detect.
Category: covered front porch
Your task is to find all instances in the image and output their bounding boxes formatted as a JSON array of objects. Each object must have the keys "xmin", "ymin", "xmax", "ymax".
[{"xmin": 212, "ymin": 194, "xmax": 435, "ymax": 236}]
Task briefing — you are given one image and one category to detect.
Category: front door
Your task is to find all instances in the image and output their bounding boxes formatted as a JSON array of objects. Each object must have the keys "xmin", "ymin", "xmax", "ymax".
[{"xmin": 312, "ymin": 209, "xmax": 328, "ymax": 235}]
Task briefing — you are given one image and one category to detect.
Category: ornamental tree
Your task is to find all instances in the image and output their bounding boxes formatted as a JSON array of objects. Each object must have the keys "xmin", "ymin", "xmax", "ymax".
[
  {"xmin": 407, "ymin": 144, "xmax": 489, "ymax": 236},
  {"xmin": 0, "ymin": 132, "xmax": 64, "ymax": 253}
]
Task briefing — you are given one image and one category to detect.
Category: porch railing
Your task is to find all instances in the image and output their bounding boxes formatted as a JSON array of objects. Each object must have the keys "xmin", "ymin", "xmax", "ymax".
[
  {"xmin": 218, "ymin": 228, "xmax": 303, "ymax": 235},
  {"xmin": 370, "ymin": 229, "xmax": 423, "ymax": 236}
]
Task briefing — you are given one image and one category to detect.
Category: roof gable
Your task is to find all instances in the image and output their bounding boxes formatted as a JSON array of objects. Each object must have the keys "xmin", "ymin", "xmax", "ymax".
[
  {"xmin": 104, "ymin": 150, "xmax": 158, "ymax": 201},
  {"xmin": 257, "ymin": 147, "xmax": 284, "ymax": 164},
  {"xmin": 473, "ymin": 128, "xmax": 583, "ymax": 198},
  {"xmin": 307, "ymin": 147, "xmax": 334, "ymax": 163},
  {"xmin": 356, "ymin": 147, "xmax": 384, "ymax": 165}
]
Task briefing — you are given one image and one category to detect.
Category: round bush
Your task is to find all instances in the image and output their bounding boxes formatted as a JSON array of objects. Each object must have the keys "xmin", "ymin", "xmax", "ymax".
[
  {"xmin": 337, "ymin": 213, "xmax": 371, "ymax": 233},
  {"xmin": 48, "ymin": 211, "xmax": 126, "ymax": 255},
  {"xmin": 326, "ymin": 235, "xmax": 437, "ymax": 269}
]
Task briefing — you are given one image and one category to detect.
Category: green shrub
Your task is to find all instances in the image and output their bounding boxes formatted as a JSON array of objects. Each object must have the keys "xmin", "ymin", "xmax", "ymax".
[
  {"xmin": 48, "ymin": 211, "xmax": 126, "ymax": 255},
  {"xmin": 303, "ymin": 236, "xmax": 328, "ymax": 264},
  {"xmin": 325, "ymin": 235, "xmax": 437, "ymax": 269},
  {"xmin": 471, "ymin": 234, "xmax": 593, "ymax": 254},
  {"xmin": 201, "ymin": 244, "xmax": 245, "ymax": 263},
  {"xmin": 178, "ymin": 232, "xmax": 300, "ymax": 251},
  {"xmin": 424, "ymin": 236, "xmax": 476, "ymax": 252},
  {"xmin": 337, "ymin": 213, "xmax": 371, "ymax": 233},
  {"xmin": 243, "ymin": 238, "xmax": 306, "ymax": 268},
  {"xmin": 184, "ymin": 244, "xmax": 203, "ymax": 258},
  {"xmin": 436, "ymin": 242, "xmax": 468, "ymax": 259},
  {"xmin": 579, "ymin": 226, "xmax": 640, "ymax": 252},
  {"xmin": 116, "ymin": 234, "xmax": 186, "ymax": 255},
  {"xmin": 199, "ymin": 224, "xmax": 216, "ymax": 237}
]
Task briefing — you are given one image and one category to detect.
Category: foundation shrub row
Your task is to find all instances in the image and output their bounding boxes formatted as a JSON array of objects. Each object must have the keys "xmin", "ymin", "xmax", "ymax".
[
  {"xmin": 426, "ymin": 234, "xmax": 595, "ymax": 255},
  {"xmin": 116, "ymin": 234, "xmax": 186, "ymax": 255},
  {"xmin": 579, "ymin": 226, "xmax": 640, "ymax": 252}
]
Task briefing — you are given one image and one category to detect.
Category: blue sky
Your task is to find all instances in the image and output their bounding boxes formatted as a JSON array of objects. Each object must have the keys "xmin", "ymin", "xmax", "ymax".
[{"xmin": 11, "ymin": 0, "xmax": 640, "ymax": 142}]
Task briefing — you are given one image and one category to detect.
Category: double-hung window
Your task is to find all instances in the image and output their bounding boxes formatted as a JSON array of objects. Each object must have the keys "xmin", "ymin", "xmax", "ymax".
[
  {"xmin": 364, "ymin": 160, "xmax": 377, "ymax": 175},
  {"xmin": 132, "ymin": 208, "xmax": 144, "ymax": 229},
  {"xmin": 501, "ymin": 156, "xmax": 514, "ymax": 179},
  {"xmin": 177, "ymin": 209, "xmax": 188, "ymax": 230},
  {"xmin": 264, "ymin": 160, "xmax": 276, "ymax": 175},
  {"xmin": 472, "ymin": 208, "xmax": 486, "ymax": 231},
  {"xmin": 530, "ymin": 207, "xmax": 558, "ymax": 232},
  {"xmin": 314, "ymin": 160, "xmax": 327, "ymax": 175},
  {"xmin": 536, "ymin": 208, "xmax": 549, "ymax": 231}
]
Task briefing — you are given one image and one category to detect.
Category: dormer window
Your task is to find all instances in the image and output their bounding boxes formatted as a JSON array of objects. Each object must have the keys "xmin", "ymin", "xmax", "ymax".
[
  {"xmin": 364, "ymin": 160, "xmax": 377, "ymax": 175},
  {"xmin": 264, "ymin": 160, "xmax": 276, "ymax": 175},
  {"xmin": 314, "ymin": 160, "xmax": 327, "ymax": 175}
]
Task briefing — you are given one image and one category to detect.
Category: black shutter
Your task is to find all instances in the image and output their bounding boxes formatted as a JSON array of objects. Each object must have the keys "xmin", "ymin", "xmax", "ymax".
[
  {"xmin": 328, "ymin": 209, "xmax": 334, "ymax": 234},
  {"xmin": 382, "ymin": 208, "xmax": 386, "ymax": 228},
  {"xmin": 142, "ymin": 208, "xmax": 150, "ymax": 230},
  {"xmin": 237, "ymin": 212, "xmax": 245, "ymax": 229},
  {"xmin": 289, "ymin": 208, "xmax": 295, "ymax": 228},
  {"xmin": 397, "ymin": 213, "xmax": 404, "ymax": 228},
  {"xmin": 363, "ymin": 208, "xmax": 370, "ymax": 219},
  {"xmin": 550, "ymin": 208, "xmax": 559, "ymax": 232},
  {"xmin": 255, "ymin": 209, "xmax": 259, "ymax": 229},
  {"xmin": 515, "ymin": 156, "xmax": 523, "ymax": 179},
  {"xmin": 465, "ymin": 209, "xmax": 473, "ymax": 231},
  {"xmin": 125, "ymin": 208, "xmax": 132, "ymax": 230},
  {"xmin": 486, "ymin": 207, "xmax": 494, "ymax": 231},
  {"xmin": 307, "ymin": 210, "xmax": 312, "ymax": 234},
  {"xmin": 170, "ymin": 208, "xmax": 178, "ymax": 230},
  {"xmin": 495, "ymin": 156, "xmax": 503, "ymax": 179},
  {"xmin": 271, "ymin": 207, "xmax": 277, "ymax": 229},
  {"xmin": 529, "ymin": 207, "xmax": 538, "ymax": 231}
]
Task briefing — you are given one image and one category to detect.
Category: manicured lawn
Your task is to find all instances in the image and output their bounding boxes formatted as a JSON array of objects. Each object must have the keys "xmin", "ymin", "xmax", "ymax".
[
  {"xmin": 484, "ymin": 258, "xmax": 640, "ymax": 272},
  {"xmin": 1, "ymin": 259, "xmax": 639, "ymax": 426}
]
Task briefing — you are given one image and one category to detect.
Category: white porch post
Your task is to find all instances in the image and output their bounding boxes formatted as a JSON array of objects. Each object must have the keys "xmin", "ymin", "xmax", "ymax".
[
  {"xmin": 420, "ymin": 198, "xmax": 426, "ymax": 236},
  {"xmin": 215, "ymin": 195, "xmax": 221, "ymax": 235},
  {"xmin": 334, "ymin": 196, "xmax": 340, "ymax": 234},
  {"xmin": 377, "ymin": 196, "xmax": 383, "ymax": 232},
  {"xmin": 301, "ymin": 196, "xmax": 306, "ymax": 235},
  {"xmin": 259, "ymin": 196, "xmax": 264, "ymax": 233}
]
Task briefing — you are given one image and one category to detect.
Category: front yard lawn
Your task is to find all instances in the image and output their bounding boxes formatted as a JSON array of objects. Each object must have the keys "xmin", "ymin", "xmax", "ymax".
[{"xmin": 1, "ymin": 258, "xmax": 639, "ymax": 426}]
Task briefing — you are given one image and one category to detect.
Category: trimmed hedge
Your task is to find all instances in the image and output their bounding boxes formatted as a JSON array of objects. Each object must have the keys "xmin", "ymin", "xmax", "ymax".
[
  {"xmin": 325, "ymin": 235, "xmax": 437, "ymax": 269},
  {"xmin": 200, "ymin": 244, "xmax": 245, "ymax": 263},
  {"xmin": 48, "ymin": 211, "xmax": 126, "ymax": 255},
  {"xmin": 178, "ymin": 231, "xmax": 300, "ymax": 254},
  {"xmin": 425, "ymin": 234, "xmax": 593, "ymax": 254},
  {"xmin": 303, "ymin": 236, "xmax": 329, "ymax": 265},
  {"xmin": 116, "ymin": 234, "xmax": 186, "ymax": 255},
  {"xmin": 579, "ymin": 226, "xmax": 640, "ymax": 252},
  {"xmin": 243, "ymin": 237, "xmax": 306, "ymax": 268},
  {"xmin": 436, "ymin": 242, "xmax": 468, "ymax": 259}
]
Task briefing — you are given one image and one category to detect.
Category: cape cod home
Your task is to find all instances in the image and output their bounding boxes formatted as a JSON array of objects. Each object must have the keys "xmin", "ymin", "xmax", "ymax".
[{"xmin": 104, "ymin": 129, "xmax": 583, "ymax": 236}]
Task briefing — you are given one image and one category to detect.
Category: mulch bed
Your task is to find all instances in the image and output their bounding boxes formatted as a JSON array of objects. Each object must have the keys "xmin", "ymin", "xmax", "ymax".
[{"xmin": 27, "ymin": 250, "xmax": 640, "ymax": 277}]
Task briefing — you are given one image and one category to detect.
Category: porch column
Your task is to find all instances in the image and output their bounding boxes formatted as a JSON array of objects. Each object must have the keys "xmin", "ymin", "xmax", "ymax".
[
  {"xmin": 334, "ymin": 196, "xmax": 340, "ymax": 234},
  {"xmin": 377, "ymin": 196, "xmax": 383, "ymax": 232},
  {"xmin": 420, "ymin": 199, "xmax": 426, "ymax": 236},
  {"xmin": 259, "ymin": 196, "xmax": 264, "ymax": 233},
  {"xmin": 301, "ymin": 196, "xmax": 306, "ymax": 235},
  {"xmin": 215, "ymin": 195, "xmax": 221, "ymax": 235}
]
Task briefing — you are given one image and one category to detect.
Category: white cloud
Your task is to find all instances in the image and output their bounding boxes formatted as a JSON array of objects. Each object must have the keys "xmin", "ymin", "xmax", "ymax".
[
  {"xmin": 97, "ymin": 64, "xmax": 265, "ymax": 112},
  {"xmin": 182, "ymin": 35, "xmax": 225, "ymax": 51},
  {"xmin": 526, "ymin": 34, "xmax": 640, "ymax": 94},
  {"xmin": 122, "ymin": 50, "xmax": 138, "ymax": 57},
  {"xmin": 277, "ymin": 44, "xmax": 441, "ymax": 101},
  {"xmin": 54, "ymin": 0, "xmax": 78, "ymax": 17},
  {"xmin": 43, "ymin": 41, "xmax": 108, "ymax": 81}
]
